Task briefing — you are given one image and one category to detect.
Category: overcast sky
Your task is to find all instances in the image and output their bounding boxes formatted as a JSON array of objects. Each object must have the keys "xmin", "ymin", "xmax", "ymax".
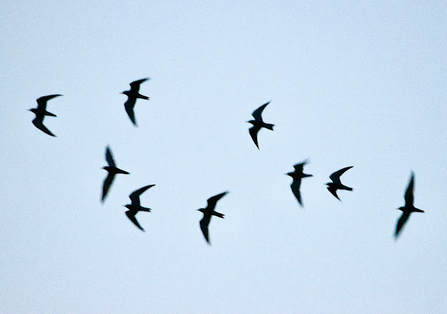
[{"xmin": 1, "ymin": 0, "xmax": 446, "ymax": 313}]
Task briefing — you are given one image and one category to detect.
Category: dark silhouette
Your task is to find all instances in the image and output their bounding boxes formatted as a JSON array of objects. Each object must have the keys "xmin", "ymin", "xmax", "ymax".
[
  {"xmin": 247, "ymin": 101, "xmax": 274, "ymax": 149},
  {"xmin": 394, "ymin": 171, "xmax": 424, "ymax": 239},
  {"xmin": 101, "ymin": 146, "xmax": 129, "ymax": 202},
  {"xmin": 286, "ymin": 160, "xmax": 313, "ymax": 207},
  {"xmin": 326, "ymin": 166, "xmax": 353, "ymax": 201},
  {"xmin": 122, "ymin": 78, "xmax": 150, "ymax": 126},
  {"xmin": 29, "ymin": 94, "xmax": 62, "ymax": 137},
  {"xmin": 197, "ymin": 191, "xmax": 228, "ymax": 245},
  {"xmin": 124, "ymin": 184, "xmax": 155, "ymax": 231}
]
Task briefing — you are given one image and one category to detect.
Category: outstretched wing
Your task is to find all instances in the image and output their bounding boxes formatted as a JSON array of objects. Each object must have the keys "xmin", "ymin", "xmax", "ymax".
[
  {"xmin": 251, "ymin": 101, "xmax": 270, "ymax": 121},
  {"xmin": 290, "ymin": 178, "xmax": 303, "ymax": 206},
  {"xmin": 404, "ymin": 172, "xmax": 415, "ymax": 207},
  {"xmin": 126, "ymin": 211, "xmax": 145, "ymax": 231},
  {"xmin": 329, "ymin": 166, "xmax": 353, "ymax": 184},
  {"xmin": 32, "ymin": 117, "xmax": 56, "ymax": 137},
  {"xmin": 105, "ymin": 146, "xmax": 116, "ymax": 167},
  {"xmin": 124, "ymin": 97, "xmax": 137, "ymax": 126},
  {"xmin": 101, "ymin": 173, "xmax": 115, "ymax": 202},
  {"xmin": 199, "ymin": 214, "xmax": 211, "ymax": 244},
  {"xmin": 129, "ymin": 78, "xmax": 149, "ymax": 93},
  {"xmin": 395, "ymin": 211, "xmax": 411, "ymax": 239},
  {"xmin": 249, "ymin": 126, "xmax": 261, "ymax": 149},
  {"xmin": 129, "ymin": 184, "xmax": 155, "ymax": 206},
  {"xmin": 206, "ymin": 191, "xmax": 229, "ymax": 210},
  {"xmin": 36, "ymin": 94, "xmax": 62, "ymax": 110}
]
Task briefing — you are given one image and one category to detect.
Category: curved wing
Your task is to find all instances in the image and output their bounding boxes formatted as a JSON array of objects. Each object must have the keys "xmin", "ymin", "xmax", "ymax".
[
  {"xmin": 105, "ymin": 146, "xmax": 116, "ymax": 167},
  {"xmin": 404, "ymin": 172, "xmax": 415, "ymax": 207},
  {"xmin": 206, "ymin": 191, "xmax": 228, "ymax": 211},
  {"xmin": 200, "ymin": 214, "xmax": 211, "ymax": 244},
  {"xmin": 101, "ymin": 173, "xmax": 115, "ymax": 202},
  {"xmin": 290, "ymin": 178, "xmax": 303, "ymax": 206},
  {"xmin": 126, "ymin": 211, "xmax": 145, "ymax": 231},
  {"xmin": 249, "ymin": 126, "xmax": 261, "ymax": 149},
  {"xmin": 329, "ymin": 166, "xmax": 353, "ymax": 184},
  {"xmin": 395, "ymin": 211, "xmax": 411, "ymax": 238},
  {"xmin": 129, "ymin": 78, "xmax": 149, "ymax": 92},
  {"xmin": 32, "ymin": 118, "xmax": 56, "ymax": 137},
  {"xmin": 251, "ymin": 101, "xmax": 270, "ymax": 121},
  {"xmin": 36, "ymin": 94, "xmax": 62, "ymax": 110},
  {"xmin": 124, "ymin": 97, "xmax": 137, "ymax": 126},
  {"xmin": 129, "ymin": 184, "xmax": 155, "ymax": 206}
]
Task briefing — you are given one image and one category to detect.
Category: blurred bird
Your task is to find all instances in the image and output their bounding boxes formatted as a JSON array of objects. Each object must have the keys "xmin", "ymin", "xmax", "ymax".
[
  {"xmin": 394, "ymin": 171, "xmax": 424, "ymax": 239},
  {"xmin": 247, "ymin": 101, "xmax": 274, "ymax": 149},
  {"xmin": 122, "ymin": 78, "xmax": 150, "ymax": 126},
  {"xmin": 286, "ymin": 160, "xmax": 313, "ymax": 207},
  {"xmin": 326, "ymin": 166, "xmax": 353, "ymax": 201},
  {"xmin": 197, "ymin": 191, "xmax": 228, "ymax": 245},
  {"xmin": 101, "ymin": 146, "xmax": 129, "ymax": 202},
  {"xmin": 124, "ymin": 184, "xmax": 155, "ymax": 232},
  {"xmin": 29, "ymin": 94, "xmax": 62, "ymax": 137}
]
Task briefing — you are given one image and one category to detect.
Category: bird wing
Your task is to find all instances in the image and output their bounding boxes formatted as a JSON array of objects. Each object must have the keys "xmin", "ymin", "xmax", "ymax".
[
  {"xmin": 293, "ymin": 161, "xmax": 307, "ymax": 173},
  {"xmin": 129, "ymin": 78, "xmax": 149, "ymax": 93},
  {"xmin": 207, "ymin": 191, "xmax": 228, "ymax": 211},
  {"xmin": 36, "ymin": 94, "xmax": 62, "ymax": 110},
  {"xmin": 404, "ymin": 172, "xmax": 415, "ymax": 207},
  {"xmin": 101, "ymin": 173, "xmax": 115, "ymax": 202},
  {"xmin": 124, "ymin": 97, "xmax": 137, "ymax": 126},
  {"xmin": 199, "ymin": 214, "xmax": 212, "ymax": 244},
  {"xmin": 251, "ymin": 101, "xmax": 270, "ymax": 121},
  {"xmin": 126, "ymin": 211, "xmax": 145, "ymax": 231},
  {"xmin": 105, "ymin": 146, "xmax": 116, "ymax": 167},
  {"xmin": 32, "ymin": 117, "xmax": 56, "ymax": 137},
  {"xmin": 129, "ymin": 184, "xmax": 155, "ymax": 206},
  {"xmin": 329, "ymin": 166, "xmax": 353, "ymax": 184},
  {"xmin": 290, "ymin": 178, "xmax": 303, "ymax": 206},
  {"xmin": 249, "ymin": 126, "xmax": 261, "ymax": 149},
  {"xmin": 395, "ymin": 211, "xmax": 411, "ymax": 238}
]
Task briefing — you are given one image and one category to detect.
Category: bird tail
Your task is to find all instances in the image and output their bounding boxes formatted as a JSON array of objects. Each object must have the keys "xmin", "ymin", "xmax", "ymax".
[
  {"xmin": 45, "ymin": 111, "xmax": 57, "ymax": 117},
  {"xmin": 139, "ymin": 207, "xmax": 151, "ymax": 212},
  {"xmin": 264, "ymin": 123, "xmax": 274, "ymax": 130},
  {"xmin": 342, "ymin": 185, "xmax": 353, "ymax": 191},
  {"xmin": 137, "ymin": 93, "xmax": 149, "ymax": 100},
  {"xmin": 213, "ymin": 211, "xmax": 225, "ymax": 219}
]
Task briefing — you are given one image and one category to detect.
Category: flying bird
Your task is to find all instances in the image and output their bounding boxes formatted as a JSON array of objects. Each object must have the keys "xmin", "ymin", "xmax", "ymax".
[
  {"xmin": 394, "ymin": 172, "xmax": 424, "ymax": 239},
  {"xmin": 122, "ymin": 78, "xmax": 150, "ymax": 126},
  {"xmin": 326, "ymin": 166, "xmax": 353, "ymax": 201},
  {"xmin": 29, "ymin": 94, "xmax": 62, "ymax": 137},
  {"xmin": 247, "ymin": 101, "xmax": 274, "ymax": 149},
  {"xmin": 286, "ymin": 160, "xmax": 313, "ymax": 207},
  {"xmin": 197, "ymin": 191, "xmax": 228, "ymax": 245},
  {"xmin": 101, "ymin": 146, "xmax": 129, "ymax": 202},
  {"xmin": 124, "ymin": 184, "xmax": 155, "ymax": 231}
]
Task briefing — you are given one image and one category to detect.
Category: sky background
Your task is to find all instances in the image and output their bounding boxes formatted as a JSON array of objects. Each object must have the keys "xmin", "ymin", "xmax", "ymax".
[{"xmin": 1, "ymin": 0, "xmax": 446, "ymax": 313}]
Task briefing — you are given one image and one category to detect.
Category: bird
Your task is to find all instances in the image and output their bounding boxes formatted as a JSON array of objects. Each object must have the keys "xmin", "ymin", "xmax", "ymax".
[
  {"xmin": 247, "ymin": 101, "xmax": 274, "ymax": 149},
  {"xmin": 29, "ymin": 94, "xmax": 62, "ymax": 137},
  {"xmin": 394, "ymin": 171, "xmax": 424, "ymax": 239},
  {"xmin": 197, "ymin": 191, "xmax": 228, "ymax": 245},
  {"xmin": 326, "ymin": 166, "xmax": 353, "ymax": 201},
  {"xmin": 101, "ymin": 146, "xmax": 129, "ymax": 203},
  {"xmin": 124, "ymin": 184, "xmax": 155, "ymax": 232},
  {"xmin": 122, "ymin": 78, "xmax": 150, "ymax": 126},
  {"xmin": 286, "ymin": 160, "xmax": 313, "ymax": 207}
]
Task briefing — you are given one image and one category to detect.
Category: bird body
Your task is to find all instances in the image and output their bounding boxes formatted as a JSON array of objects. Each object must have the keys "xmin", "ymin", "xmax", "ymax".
[
  {"xmin": 287, "ymin": 160, "xmax": 313, "ymax": 206},
  {"xmin": 326, "ymin": 166, "xmax": 353, "ymax": 201},
  {"xmin": 122, "ymin": 78, "xmax": 150, "ymax": 126},
  {"xmin": 101, "ymin": 146, "xmax": 129, "ymax": 202},
  {"xmin": 124, "ymin": 184, "xmax": 155, "ymax": 231},
  {"xmin": 197, "ymin": 191, "xmax": 228, "ymax": 244},
  {"xmin": 394, "ymin": 172, "xmax": 424, "ymax": 239},
  {"xmin": 29, "ymin": 94, "xmax": 62, "ymax": 137},
  {"xmin": 247, "ymin": 101, "xmax": 274, "ymax": 149}
]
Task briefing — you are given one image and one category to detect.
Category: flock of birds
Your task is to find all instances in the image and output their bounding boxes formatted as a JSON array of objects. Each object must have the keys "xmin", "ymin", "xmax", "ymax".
[{"xmin": 28, "ymin": 78, "xmax": 424, "ymax": 244}]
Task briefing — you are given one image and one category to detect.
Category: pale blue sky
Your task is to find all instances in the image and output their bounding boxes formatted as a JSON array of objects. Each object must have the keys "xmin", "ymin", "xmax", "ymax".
[{"xmin": 1, "ymin": 0, "xmax": 446, "ymax": 313}]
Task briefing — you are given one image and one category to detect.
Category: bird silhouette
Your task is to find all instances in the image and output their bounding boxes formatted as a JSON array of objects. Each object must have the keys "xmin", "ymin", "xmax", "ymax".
[
  {"xmin": 124, "ymin": 184, "xmax": 155, "ymax": 231},
  {"xmin": 247, "ymin": 101, "xmax": 274, "ymax": 149},
  {"xmin": 326, "ymin": 166, "xmax": 353, "ymax": 201},
  {"xmin": 394, "ymin": 171, "xmax": 424, "ymax": 239},
  {"xmin": 286, "ymin": 160, "xmax": 313, "ymax": 207},
  {"xmin": 197, "ymin": 191, "xmax": 228, "ymax": 245},
  {"xmin": 29, "ymin": 94, "xmax": 62, "ymax": 137},
  {"xmin": 101, "ymin": 146, "xmax": 129, "ymax": 202},
  {"xmin": 122, "ymin": 78, "xmax": 150, "ymax": 126}
]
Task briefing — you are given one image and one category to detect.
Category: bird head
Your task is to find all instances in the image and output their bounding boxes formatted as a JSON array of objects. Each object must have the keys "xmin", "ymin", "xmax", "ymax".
[
  {"xmin": 286, "ymin": 171, "xmax": 294, "ymax": 177},
  {"xmin": 121, "ymin": 91, "xmax": 130, "ymax": 96},
  {"xmin": 197, "ymin": 208, "xmax": 206, "ymax": 214},
  {"xmin": 247, "ymin": 120, "xmax": 256, "ymax": 125},
  {"xmin": 397, "ymin": 206, "xmax": 405, "ymax": 212},
  {"xmin": 28, "ymin": 108, "xmax": 36, "ymax": 113},
  {"xmin": 124, "ymin": 205, "xmax": 132, "ymax": 210}
]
